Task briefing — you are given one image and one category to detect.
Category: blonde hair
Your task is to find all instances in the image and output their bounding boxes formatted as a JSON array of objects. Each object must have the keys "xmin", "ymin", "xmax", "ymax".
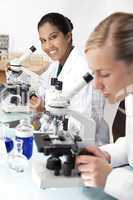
[{"xmin": 85, "ymin": 12, "xmax": 133, "ymax": 64}]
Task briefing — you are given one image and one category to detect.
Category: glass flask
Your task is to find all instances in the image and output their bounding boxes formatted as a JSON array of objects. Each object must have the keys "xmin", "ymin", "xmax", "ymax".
[{"xmin": 8, "ymin": 138, "xmax": 28, "ymax": 173}]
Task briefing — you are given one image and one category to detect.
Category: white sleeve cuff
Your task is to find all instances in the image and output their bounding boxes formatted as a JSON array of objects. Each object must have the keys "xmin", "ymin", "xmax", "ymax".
[
  {"xmin": 104, "ymin": 166, "xmax": 133, "ymax": 200},
  {"xmin": 100, "ymin": 137, "xmax": 128, "ymax": 167}
]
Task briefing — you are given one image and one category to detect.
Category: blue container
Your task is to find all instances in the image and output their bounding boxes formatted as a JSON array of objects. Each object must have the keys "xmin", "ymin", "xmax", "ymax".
[
  {"xmin": 15, "ymin": 135, "xmax": 33, "ymax": 159},
  {"xmin": 5, "ymin": 137, "xmax": 14, "ymax": 153}
]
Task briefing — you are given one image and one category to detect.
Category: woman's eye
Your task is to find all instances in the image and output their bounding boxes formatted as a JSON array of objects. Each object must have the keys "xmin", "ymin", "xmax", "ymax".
[
  {"xmin": 50, "ymin": 34, "xmax": 57, "ymax": 40},
  {"xmin": 100, "ymin": 73, "xmax": 110, "ymax": 78},
  {"xmin": 40, "ymin": 39, "xmax": 46, "ymax": 44}
]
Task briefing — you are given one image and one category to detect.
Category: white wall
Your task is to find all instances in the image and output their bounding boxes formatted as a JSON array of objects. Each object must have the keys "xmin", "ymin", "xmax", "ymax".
[{"xmin": 0, "ymin": 0, "xmax": 133, "ymax": 54}]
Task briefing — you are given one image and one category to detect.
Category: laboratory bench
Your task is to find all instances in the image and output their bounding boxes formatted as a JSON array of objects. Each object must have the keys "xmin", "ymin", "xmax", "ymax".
[
  {"xmin": 0, "ymin": 109, "xmax": 118, "ymax": 200},
  {"xmin": 0, "ymin": 151, "xmax": 117, "ymax": 200}
]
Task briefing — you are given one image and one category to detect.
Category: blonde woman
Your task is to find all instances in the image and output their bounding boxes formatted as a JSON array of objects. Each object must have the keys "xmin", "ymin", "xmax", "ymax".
[{"xmin": 76, "ymin": 12, "xmax": 133, "ymax": 200}]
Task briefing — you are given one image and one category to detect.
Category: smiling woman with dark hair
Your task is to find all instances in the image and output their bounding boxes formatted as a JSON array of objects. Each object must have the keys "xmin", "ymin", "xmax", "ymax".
[{"xmin": 30, "ymin": 12, "xmax": 109, "ymax": 145}]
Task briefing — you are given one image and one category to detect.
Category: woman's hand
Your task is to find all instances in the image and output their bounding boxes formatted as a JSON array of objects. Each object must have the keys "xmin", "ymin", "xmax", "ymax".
[
  {"xmin": 29, "ymin": 96, "xmax": 44, "ymax": 113},
  {"xmin": 76, "ymin": 146, "xmax": 112, "ymax": 188}
]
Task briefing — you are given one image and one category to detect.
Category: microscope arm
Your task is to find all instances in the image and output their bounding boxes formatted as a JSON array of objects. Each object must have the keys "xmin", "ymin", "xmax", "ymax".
[{"xmin": 66, "ymin": 108, "xmax": 96, "ymax": 145}]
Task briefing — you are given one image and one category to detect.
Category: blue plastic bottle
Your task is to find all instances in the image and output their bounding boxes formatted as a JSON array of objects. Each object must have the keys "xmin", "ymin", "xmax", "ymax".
[{"xmin": 15, "ymin": 118, "xmax": 33, "ymax": 159}]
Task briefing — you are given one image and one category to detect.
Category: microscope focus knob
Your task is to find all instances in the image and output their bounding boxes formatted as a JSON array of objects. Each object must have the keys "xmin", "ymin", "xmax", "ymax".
[
  {"xmin": 46, "ymin": 156, "xmax": 62, "ymax": 176},
  {"xmin": 10, "ymin": 96, "xmax": 20, "ymax": 105}
]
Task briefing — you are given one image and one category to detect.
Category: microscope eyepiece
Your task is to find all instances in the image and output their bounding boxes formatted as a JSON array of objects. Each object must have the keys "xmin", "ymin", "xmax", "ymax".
[
  {"xmin": 83, "ymin": 72, "xmax": 93, "ymax": 83},
  {"xmin": 51, "ymin": 78, "xmax": 58, "ymax": 86},
  {"xmin": 55, "ymin": 81, "xmax": 63, "ymax": 91},
  {"xmin": 30, "ymin": 45, "xmax": 37, "ymax": 52}
]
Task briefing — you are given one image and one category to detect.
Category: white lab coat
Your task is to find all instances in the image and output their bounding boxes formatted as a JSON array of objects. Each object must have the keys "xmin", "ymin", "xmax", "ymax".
[
  {"xmin": 102, "ymin": 93, "xmax": 133, "ymax": 200},
  {"xmin": 39, "ymin": 48, "xmax": 92, "ymax": 114},
  {"xmin": 38, "ymin": 48, "xmax": 109, "ymax": 144}
]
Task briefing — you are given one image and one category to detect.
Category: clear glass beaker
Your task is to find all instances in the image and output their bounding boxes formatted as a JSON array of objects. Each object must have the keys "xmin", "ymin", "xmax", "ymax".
[{"xmin": 8, "ymin": 138, "xmax": 28, "ymax": 173}]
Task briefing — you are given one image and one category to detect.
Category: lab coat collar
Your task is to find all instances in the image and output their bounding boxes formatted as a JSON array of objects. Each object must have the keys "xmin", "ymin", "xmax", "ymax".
[
  {"xmin": 125, "ymin": 93, "xmax": 133, "ymax": 117},
  {"xmin": 58, "ymin": 47, "xmax": 78, "ymax": 80}
]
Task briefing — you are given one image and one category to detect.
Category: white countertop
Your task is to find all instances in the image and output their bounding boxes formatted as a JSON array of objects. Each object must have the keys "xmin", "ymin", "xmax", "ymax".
[
  {"xmin": 0, "ymin": 111, "xmax": 116, "ymax": 200},
  {"xmin": 0, "ymin": 143, "xmax": 116, "ymax": 200}
]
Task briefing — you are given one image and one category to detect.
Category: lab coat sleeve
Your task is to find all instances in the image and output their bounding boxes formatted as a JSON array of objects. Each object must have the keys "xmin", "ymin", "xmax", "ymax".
[
  {"xmin": 100, "ymin": 137, "xmax": 128, "ymax": 167},
  {"xmin": 104, "ymin": 166, "xmax": 133, "ymax": 200}
]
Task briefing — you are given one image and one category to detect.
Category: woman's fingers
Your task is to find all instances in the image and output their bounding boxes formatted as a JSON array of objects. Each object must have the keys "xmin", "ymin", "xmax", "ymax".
[
  {"xmin": 29, "ymin": 96, "xmax": 44, "ymax": 112},
  {"xmin": 84, "ymin": 146, "xmax": 107, "ymax": 159}
]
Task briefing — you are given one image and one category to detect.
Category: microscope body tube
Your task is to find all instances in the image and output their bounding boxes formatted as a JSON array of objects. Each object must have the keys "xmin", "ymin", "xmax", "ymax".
[
  {"xmin": 18, "ymin": 46, "xmax": 36, "ymax": 65},
  {"xmin": 65, "ymin": 72, "xmax": 93, "ymax": 99},
  {"xmin": 10, "ymin": 46, "xmax": 37, "ymax": 66}
]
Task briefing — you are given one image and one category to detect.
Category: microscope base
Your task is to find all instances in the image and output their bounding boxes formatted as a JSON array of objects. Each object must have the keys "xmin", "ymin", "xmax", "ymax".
[
  {"xmin": 1, "ymin": 102, "xmax": 30, "ymax": 113},
  {"xmin": 32, "ymin": 159, "xmax": 84, "ymax": 189}
]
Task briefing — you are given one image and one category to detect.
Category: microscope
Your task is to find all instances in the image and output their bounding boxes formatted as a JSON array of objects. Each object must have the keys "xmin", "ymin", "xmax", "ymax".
[
  {"xmin": 33, "ymin": 73, "xmax": 96, "ymax": 188},
  {"xmin": 0, "ymin": 46, "xmax": 37, "ymax": 112}
]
